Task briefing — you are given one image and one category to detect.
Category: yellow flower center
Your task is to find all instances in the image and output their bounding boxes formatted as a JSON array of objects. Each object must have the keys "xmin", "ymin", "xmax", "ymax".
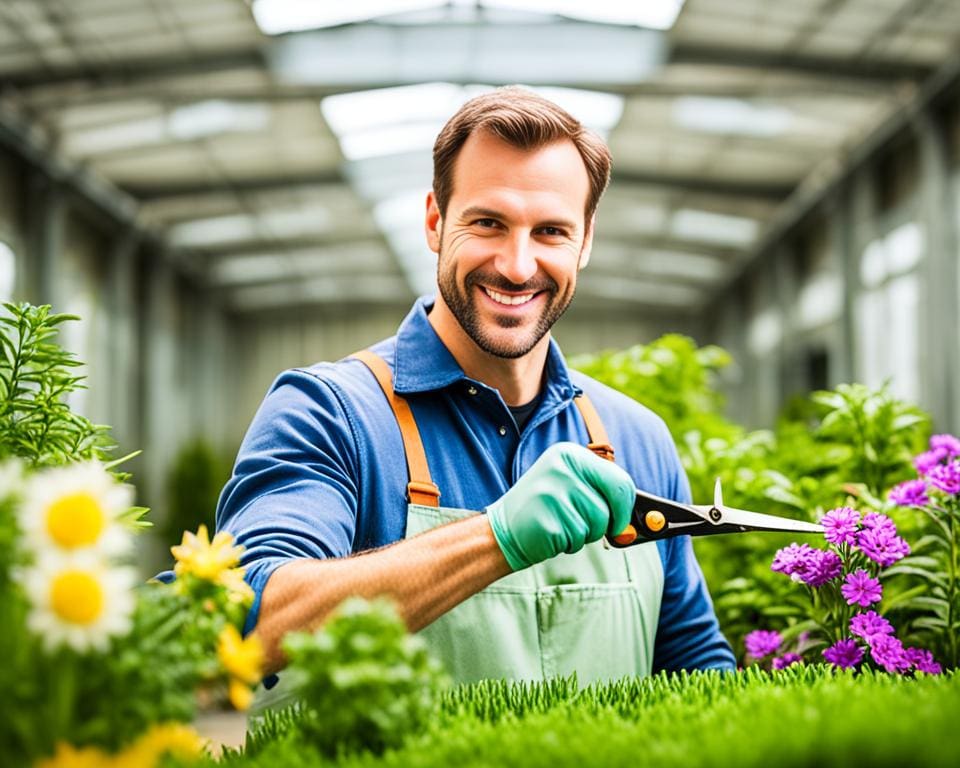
[
  {"xmin": 45, "ymin": 492, "xmax": 106, "ymax": 549},
  {"xmin": 51, "ymin": 570, "xmax": 104, "ymax": 625}
]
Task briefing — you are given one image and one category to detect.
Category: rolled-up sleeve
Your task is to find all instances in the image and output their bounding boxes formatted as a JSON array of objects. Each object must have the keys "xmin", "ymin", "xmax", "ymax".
[{"xmin": 216, "ymin": 369, "xmax": 360, "ymax": 634}]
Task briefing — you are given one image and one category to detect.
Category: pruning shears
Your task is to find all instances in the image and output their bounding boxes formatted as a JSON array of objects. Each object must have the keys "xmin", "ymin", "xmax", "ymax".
[{"xmin": 605, "ymin": 478, "xmax": 823, "ymax": 548}]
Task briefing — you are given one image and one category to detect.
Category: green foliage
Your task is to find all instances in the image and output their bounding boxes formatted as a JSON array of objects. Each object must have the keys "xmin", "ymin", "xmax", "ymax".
[
  {"xmin": 198, "ymin": 667, "xmax": 960, "ymax": 768},
  {"xmin": 161, "ymin": 439, "xmax": 231, "ymax": 548},
  {"xmin": 280, "ymin": 597, "xmax": 449, "ymax": 758},
  {"xmin": 0, "ymin": 303, "xmax": 113, "ymax": 466}
]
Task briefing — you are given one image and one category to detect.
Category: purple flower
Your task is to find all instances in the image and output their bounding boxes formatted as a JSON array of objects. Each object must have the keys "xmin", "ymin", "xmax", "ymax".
[
  {"xmin": 904, "ymin": 647, "xmax": 942, "ymax": 675},
  {"xmin": 888, "ymin": 479, "xmax": 930, "ymax": 507},
  {"xmin": 930, "ymin": 433, "xmax": 960, "ymax": 458},
  {"xmin": 771, "ymin": 543, "xmax": 816, "ymax": 581},
  {"xmin": 849, "ymin": 610, "xmax": 894, "ymax": 642},
  {"xmin": 744, "ymin": 629, "xmax": 782, "ymax": 659},
  {"xmin": 856, "ymin": 525, "xmax": 910, "ymax": 567},
  {"xmin": 927, "ymin": 460, "xmax": 960, "ymax": 495},
  {"xmin": 798, "ymin": 548, "xmax": 843, "ymax": 587},
  {"xmin": 823, "ymin": 639, "xmax": 864, "ymax": 669},
  {"xmin": 772, "ymin": 653, "xmax": 803, "ymax": 670},
  {"xmin": 914, "ymin": 447, "xmax": 948, "ymax": 475},
  {"xmin": 861, "ymin": 512, "xmax": 897, "ymax": 533},
  {"xmin": 821, "ymin": 507, "xmax": 860, "ymax": 546},
  {"xmin": 869, "ymin": 634, "xmax": 910, "ymax": 673},
  {"xmin": 841, "ymin": 569, "xmax": 883, "ymax": 607}
]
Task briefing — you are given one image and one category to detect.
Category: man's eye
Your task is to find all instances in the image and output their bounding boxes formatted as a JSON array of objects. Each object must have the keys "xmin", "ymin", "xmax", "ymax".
[
  {"xmin": 475, "ymin": 218, "xmax": 499, "ymax": 228},
  {"xmin": 539, "ymin": 226, "xmax": 566, "ymax": 237}
]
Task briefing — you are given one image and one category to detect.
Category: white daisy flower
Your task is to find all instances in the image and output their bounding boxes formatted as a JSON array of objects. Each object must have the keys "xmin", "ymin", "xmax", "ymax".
[
  {"xmin": 20, "ymin": 552, "xmax": 137, "ymax": 653},
  {"xmin": 18, "ymin": 462, "xmax": 134, "ymax": 557}
]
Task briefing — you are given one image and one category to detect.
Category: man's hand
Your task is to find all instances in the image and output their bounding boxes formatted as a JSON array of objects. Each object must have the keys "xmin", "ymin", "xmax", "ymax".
[{"xmin": 486, "ymin": 442, "xmax": 636, "ymax": 570}]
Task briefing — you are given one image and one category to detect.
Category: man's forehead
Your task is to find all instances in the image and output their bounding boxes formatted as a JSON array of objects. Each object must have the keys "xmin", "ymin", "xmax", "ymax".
[{"xmin": 448, "ymin": 132, "xmax": 590, "ymax": 212}]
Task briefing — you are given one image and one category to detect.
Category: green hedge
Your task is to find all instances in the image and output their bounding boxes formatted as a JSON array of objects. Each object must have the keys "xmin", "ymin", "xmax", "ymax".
[{"xmin": 201, "ymin": 667, "xmax": 959, "ymax": 768}]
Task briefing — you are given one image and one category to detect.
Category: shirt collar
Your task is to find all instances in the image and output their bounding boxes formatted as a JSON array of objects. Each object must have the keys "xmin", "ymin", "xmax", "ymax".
[{"xmin": 393, "ymin": 295, "xmax": 580, "ymax": 402}]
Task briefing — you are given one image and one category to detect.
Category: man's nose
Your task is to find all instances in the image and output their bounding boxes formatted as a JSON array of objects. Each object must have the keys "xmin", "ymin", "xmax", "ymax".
[{"xmin": 494, "ymin": 233, "xmax": 538, "ymax": 285}]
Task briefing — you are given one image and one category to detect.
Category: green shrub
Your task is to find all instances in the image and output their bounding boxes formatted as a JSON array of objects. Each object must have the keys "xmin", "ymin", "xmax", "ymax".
[
  {"xmin": 160, "ymin": 439, "xmax": 232, "ymax": 548},
  {"xmin": 276, "ymin": 597, "xmax": 448, "ymax": 758}
]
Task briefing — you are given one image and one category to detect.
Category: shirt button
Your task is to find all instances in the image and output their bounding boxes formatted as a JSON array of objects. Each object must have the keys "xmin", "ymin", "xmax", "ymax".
[
  {"xmin": 498, "ymin": 426, "xmax": 507, "ymax": 436},
  {"xmin": 467, "ymin": 385, "xmax": 478, "ymax": 395}
]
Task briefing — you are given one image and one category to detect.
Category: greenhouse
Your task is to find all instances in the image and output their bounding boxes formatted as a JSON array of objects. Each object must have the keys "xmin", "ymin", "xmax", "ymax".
[{"xmin": 1, "ymin": 1, "xmax": 959, "ymax": 766}]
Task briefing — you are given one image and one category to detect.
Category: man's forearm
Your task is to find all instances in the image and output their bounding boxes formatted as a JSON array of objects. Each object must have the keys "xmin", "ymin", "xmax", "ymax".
[{"xmin": 254, "ymin": 513, "xmax": 512, "ymax": 673}]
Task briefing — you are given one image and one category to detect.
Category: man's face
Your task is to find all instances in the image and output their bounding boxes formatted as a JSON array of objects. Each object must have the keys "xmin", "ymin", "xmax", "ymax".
[{"xmin": 425, "ymin": 131, "xmax": 594, "ymax": 359}]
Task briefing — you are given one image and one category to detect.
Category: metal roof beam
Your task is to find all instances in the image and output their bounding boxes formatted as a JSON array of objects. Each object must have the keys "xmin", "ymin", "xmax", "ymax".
[
  {"xmin": 125, "ymin": 168, "xmax": 788, "ymax": 203},
  {"xmin": 669, "ymin": 43, "xmax": 935, "ymax": 83}
]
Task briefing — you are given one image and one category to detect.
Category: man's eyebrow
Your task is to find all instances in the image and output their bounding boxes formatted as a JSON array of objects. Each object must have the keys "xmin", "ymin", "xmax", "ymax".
[{"xmin": 458, "ymin": 206, "xmax": 579, "ymax": 231}]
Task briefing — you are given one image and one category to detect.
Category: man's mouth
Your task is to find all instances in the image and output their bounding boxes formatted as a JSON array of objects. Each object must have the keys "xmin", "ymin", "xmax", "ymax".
[{"xmin": 482, "ymin": 287, "xmax": 538, "ymax": 307}]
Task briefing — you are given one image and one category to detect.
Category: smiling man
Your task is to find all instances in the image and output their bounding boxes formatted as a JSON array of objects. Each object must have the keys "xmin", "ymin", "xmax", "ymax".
[{"xmin": 216, "ymin": 88, "xmax": 734, "ymax": 705}]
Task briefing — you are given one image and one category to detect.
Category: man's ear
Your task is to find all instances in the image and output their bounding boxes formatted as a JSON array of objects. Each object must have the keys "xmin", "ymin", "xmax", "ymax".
[
  {"xmin": 578, "ymin": 215, "xmax": 596, "ymax": 269},
  {"xmin": 425, "ymin": 191, "xmax": 442, "ymax": 254}
]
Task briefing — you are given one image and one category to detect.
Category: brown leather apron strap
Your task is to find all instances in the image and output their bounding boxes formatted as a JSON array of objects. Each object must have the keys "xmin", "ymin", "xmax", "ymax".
[
  {"xmin": 573, "ymin": 393, "xmax": 616, "ymax": 462},
  {"xmin": 350, "ymin": 350, "xmax": 441, "ymax": 507}
]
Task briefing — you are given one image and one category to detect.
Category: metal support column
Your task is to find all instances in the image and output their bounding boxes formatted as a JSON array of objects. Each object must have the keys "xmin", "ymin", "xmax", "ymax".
[
  {"xmin": 107, "ymin": 227, "xmax": 141, "ymax": 454},
  {"xmin": 831, "ymin": 182, "xmax": 858, "ymax": 385},
  {"xmin": 916, "ymin": 110, "xmax": 960, "ymax": 432},
  {"xmin": 25, "ymin": 171, "xmax": 65, "ymax": 307}
]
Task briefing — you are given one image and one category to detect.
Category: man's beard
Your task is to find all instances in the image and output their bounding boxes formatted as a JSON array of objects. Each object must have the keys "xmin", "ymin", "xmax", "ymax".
[{"xmin": 436, "ymin": 246, "xmax": 575, "ymax": 360}]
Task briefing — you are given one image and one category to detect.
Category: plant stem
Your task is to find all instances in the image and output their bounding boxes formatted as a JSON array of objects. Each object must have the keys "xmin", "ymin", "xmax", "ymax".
[{"xmin": 948, "ymin": 511, "xmax": 957, "ymax": 668}]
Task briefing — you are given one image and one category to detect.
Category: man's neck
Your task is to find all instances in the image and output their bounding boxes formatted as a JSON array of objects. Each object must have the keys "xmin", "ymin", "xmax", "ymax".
[{"xmin": 427, "ymin": 298, "xmax": 549, "ymax": 407}]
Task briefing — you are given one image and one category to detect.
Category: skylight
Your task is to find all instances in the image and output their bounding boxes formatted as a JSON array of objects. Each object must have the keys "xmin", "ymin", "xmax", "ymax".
[
  {"xmin": 252, "ymin": 0, "xmax": 444, "ymax": 34},
  {"xmin": 673, "ymin": 97, "xmax": 794, "ymax": 138},
  {"xmin": 253, "ymin": 0, "xmax": 685, "ymax": 34},
  {"xmin": 484, "ymin": 0, "xmax": 685, "ymax": 29},
  {"xmin": 670, "ymin": 209, "xmax": 759, "ymax": 248},
  {"xmin": 321, "ymin": 83, "xmax": 623, "ymax": 161}
]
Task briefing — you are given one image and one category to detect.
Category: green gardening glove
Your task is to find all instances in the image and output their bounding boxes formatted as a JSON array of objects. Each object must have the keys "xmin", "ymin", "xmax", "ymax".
[{"xmin": 486, "ymin": 442, "xmax": 635, "ymax": 570}]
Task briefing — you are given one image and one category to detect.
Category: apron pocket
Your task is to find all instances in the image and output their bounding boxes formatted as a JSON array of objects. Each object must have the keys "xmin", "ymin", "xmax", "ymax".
[
  {"xmin": 418, "ymin": 586, "xmax": 541, "ymax": 684},
  {"xmin": 537, "ymin": 583, "xmax": 656, "ymax": 685}
]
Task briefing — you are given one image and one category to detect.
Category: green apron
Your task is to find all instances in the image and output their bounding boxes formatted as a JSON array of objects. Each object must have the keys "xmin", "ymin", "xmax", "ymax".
[{"xmin": 406, "ymin": 502, "xmax": 662, "ymax": 685}]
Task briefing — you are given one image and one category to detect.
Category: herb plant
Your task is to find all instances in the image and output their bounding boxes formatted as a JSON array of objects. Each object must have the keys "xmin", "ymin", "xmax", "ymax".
[
  {"xmin": 280, "ymin": 597, "xmax": 448, "ymax": 758},
  {"xmin": 0, "ymin": 303, "xmax": 113, "ymax": 466}
]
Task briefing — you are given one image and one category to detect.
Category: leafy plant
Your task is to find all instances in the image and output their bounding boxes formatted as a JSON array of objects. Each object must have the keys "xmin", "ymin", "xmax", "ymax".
[
  {"xmin": 0, "ymin": 303, "xmax": 113, "ymax": 466},
  {"xmin": 280, "ymin": 597, "xmax": 449, "ymax": 758}
]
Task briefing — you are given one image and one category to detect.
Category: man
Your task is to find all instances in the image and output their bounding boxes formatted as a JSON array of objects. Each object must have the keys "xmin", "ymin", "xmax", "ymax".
[{"xmin": 219, "ymin": 87, "xmax": 735, "ymax": 692}]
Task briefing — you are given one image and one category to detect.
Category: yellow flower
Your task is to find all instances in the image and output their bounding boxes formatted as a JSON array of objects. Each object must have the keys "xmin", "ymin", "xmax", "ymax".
[
  {"xmin": 21, "ymin": 553, "xmax": 136, "ymax": 653},
  {"xmin": 218, "ymin": 566, "xmax": 255, "ymax": 606},
  {"xmin": 113, "ymin": 723, "xmax": 206, "ymax": 767},
  {"xmin": 172, "ymin": 526, "xmax": 243, "ymax": 582},
  {"xmin": 217, "ymin": 624, "xmax": 264, "ymax": 710},
  {"xmin": 20, "ymin": 462, "xmax": 134, "ymax": 557},
  {"xmin": 34, "ymin": 742, "xmax": 110, "ymax": 768}
]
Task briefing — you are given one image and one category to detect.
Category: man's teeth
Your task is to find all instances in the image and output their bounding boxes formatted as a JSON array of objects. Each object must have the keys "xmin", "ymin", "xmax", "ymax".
[{"xmin": 484, "ymin": 288, "xmax": 535, "ymax": 306}]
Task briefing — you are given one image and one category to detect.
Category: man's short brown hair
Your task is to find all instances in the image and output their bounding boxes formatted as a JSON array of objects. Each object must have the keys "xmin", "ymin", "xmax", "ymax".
[{"xmin": 432, "ymin": 86, "xmax": 612, "ymax": 224}]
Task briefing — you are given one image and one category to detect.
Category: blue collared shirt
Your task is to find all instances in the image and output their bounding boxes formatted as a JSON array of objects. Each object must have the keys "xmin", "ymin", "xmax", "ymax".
[{"xmin": 217, "ymin": 296, "xmax": 735, "ymax": 672}]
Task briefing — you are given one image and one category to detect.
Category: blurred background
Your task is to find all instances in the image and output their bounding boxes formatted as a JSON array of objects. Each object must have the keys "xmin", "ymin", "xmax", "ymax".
[{"xmin": 0, "ymin": 0, "xmax": 958, "ymax": 560}]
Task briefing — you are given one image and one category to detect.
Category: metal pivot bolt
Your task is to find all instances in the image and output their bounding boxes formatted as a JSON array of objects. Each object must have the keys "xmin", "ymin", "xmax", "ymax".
[{"xmin": 644, "ymin": 510, "xmax": 666, "ymax": 532}]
